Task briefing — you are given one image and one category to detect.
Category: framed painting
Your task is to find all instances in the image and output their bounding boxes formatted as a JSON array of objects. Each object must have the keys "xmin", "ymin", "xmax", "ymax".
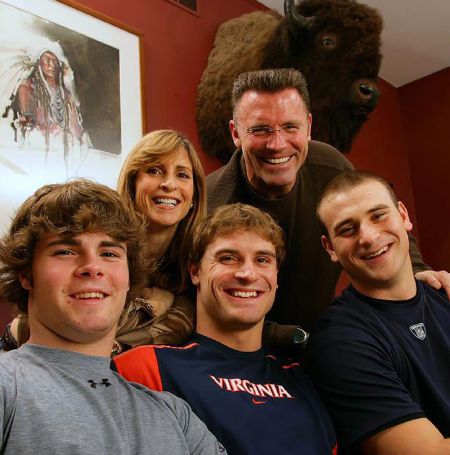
[{"xmin": 0, "ymin": 0, "xmax": 145, "ymax": 234}]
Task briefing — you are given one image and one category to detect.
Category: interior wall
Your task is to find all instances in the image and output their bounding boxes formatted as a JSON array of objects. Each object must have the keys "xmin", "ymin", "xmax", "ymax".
[
  {"xmin": 72, "ymin": 0, "xmax": 267, "ymax": 175},
  {"xmin": 398, "ymin": 67, "xmax": 450, "ymax": 271}
]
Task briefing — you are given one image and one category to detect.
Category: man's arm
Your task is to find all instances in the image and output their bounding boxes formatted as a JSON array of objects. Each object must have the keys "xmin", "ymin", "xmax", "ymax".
[
  {"xmin": 306, "ymin": 323, "xmax": 425, "ymax": 451},
  {"xmin": 362, "ymin": 418, "xmax": 450, "ymax": 455},
  {"xmin": 160, "ymin": 392, "xmax": 227, "ymax": 454}
]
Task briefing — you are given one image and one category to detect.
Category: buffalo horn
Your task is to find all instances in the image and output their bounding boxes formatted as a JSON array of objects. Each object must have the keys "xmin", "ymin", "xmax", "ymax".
[{"xmin": 284, "ymin": 0, "xmax": 314, "ymax": 29}]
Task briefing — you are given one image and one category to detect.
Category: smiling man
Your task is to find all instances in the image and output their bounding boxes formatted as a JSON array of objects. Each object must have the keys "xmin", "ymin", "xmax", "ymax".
[
  {"xmin": 206, "ymin": 68, "xmax": 447, "ymax": 336},
  {"xmin": 115, "ymin": 203, "xmax": 336, "ymax": 455},
  {"xmin": 306, "ymin": 171, "xmax": 450, "ymax": 454},
  {"xmin": 0, "ymin": 179, "xmax": 223, "ymax": 454}
]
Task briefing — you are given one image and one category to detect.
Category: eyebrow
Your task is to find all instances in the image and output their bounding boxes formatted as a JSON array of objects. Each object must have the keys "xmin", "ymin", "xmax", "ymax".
[
  {"xmin": 175, "ymin": 165, "xmax": 193, "ymax": 172},
  {"xmin": 214, "ymin": 248, "xmax": 276, "ymax": 258},
  {"xmin": 45, "ymin": 238, "xmax": 126, "ymax": 252},
  {"xmin": 333, "ymin": 204, "xmax": 390, "ymax": 232}
]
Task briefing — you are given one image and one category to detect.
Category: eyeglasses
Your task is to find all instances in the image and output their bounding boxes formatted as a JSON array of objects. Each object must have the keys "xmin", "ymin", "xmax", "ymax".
[{"xmin": 244, "ymin": 124, "xmax": 308, "ymax": 139}]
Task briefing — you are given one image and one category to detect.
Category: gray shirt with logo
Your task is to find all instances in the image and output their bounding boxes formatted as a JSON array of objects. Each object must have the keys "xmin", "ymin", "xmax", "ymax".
[{"xmin": 0, "ymin": 344, "xmax": 225, "ymax": 454}]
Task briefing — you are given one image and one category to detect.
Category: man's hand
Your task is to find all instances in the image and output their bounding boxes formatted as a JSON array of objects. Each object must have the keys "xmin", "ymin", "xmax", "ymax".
[{"xmin": 415, "ymin": 270, "xmax": 450, "ymax": 299}]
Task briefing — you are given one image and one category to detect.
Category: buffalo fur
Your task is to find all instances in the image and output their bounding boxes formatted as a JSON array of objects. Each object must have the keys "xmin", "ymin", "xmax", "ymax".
[{"xmin": 196, "ymin": 0, "xmax": 382, "ymax": 163}]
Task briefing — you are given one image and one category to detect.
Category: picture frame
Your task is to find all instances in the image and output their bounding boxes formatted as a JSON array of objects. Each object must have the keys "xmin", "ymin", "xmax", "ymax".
[{"xmin": 0, "ymin": 0, "xmax": 145, "ymax": 234}]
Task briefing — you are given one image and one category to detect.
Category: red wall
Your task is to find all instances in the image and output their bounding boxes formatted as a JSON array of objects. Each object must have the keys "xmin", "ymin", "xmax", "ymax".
[
  {"xmin": 70, "ymin": 0, "xmax": 268, "ymax": 174},
  {"xmin": 398, "ymin": 68, "xmax": 450, "ymax": 271}
]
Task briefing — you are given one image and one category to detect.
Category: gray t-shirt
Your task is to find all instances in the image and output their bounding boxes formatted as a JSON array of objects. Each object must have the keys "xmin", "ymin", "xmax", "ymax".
[{"xmin": 0, "ymin": 344, "xmax": 225, "ymax": 454}]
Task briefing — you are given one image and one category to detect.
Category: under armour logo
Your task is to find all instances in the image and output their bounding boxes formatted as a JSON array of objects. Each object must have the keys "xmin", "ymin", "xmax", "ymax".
[
  {"xmin": 87, "ymin": 379, "xmax": 112, "ymax": 388},
  {"xmin": 409, "ymin": 323, "xmax": 426, "ymax": 340}
]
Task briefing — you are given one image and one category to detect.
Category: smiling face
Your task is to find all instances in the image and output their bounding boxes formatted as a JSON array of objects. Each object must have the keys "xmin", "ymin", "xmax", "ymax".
[
  {"xmin": 21, "ymin": 232, "xmax": 130, "ymax": 353},
  {"xmin": 190, "ymin": 230, "xmax": 278, "ymax": 346},
  {"xmin": 230, "ymin": 88, "xmax": 312, "ymax": 199},
  {"xmin": 319, "ymin": 180, "xmax": 415, "ymax": 299},
  {"xmin": 134, "ymin": 146, "xmax": 194, "ymax": 231}
]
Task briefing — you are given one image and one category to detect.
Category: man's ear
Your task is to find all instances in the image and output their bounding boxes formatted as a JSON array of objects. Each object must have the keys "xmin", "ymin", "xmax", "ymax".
[
  {"xmin": 189, "ymin": 262, "xmax": 200, "ymax": 286},
  {"xmin": 19, "ymin": 272, "xmax": 32, "ymax": 290},
  {"xmin": 321, "ymin": 235, "xmax": 339, "ymax": 263},
  {"xmin": 306, "ymin": 113, "xmax": 312, "ymax": 141},
  {"xmin": 398, "ymin": 201, "xmax": 413, "ymax": 232},
  {"xmin": 229, "ymin": 120, "xmax": 241, "ymax": 149}
]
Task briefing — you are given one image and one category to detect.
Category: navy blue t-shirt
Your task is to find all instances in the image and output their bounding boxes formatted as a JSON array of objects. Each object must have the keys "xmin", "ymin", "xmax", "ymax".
[
  {"xmin": 116, "ymin": 333, "xmax": 336, "ymax": 455},
  {"xmin": 306, "ymin": 280, "xmax": 450, "ymax": 453}
]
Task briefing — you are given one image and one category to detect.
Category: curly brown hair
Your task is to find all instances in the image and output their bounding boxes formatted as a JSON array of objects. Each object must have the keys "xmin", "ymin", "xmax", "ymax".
[{"xmin": 0, "ymin": 179, "xmax": 148, "ymax": 313}]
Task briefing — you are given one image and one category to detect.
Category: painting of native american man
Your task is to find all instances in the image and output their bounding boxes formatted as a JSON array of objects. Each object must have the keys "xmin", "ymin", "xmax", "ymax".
[
  {"xmin": 4, "ymin": 44, "xmax": 91, "ymax": 160},
  {"xmin": 0, "ymin": 0, "xmax": 121, "ymax": 166}
]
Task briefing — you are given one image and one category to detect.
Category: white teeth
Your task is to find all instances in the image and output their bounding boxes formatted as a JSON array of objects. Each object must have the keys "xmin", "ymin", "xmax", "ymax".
[
  {"xmin": 365, "ymin": 245, "xmax": 388, "ymax": 259},
  {"xmin": 264, "ymin": 156, "xmax": 290, "ymax": 164},
  {"xmin": 231, "ymin": 290, "xmax": 258, "ymax": 298},
  {"xmin": 74, "ymin": 292, "xmax": 105, "ymax": 299},
  {"xmin": 154, "ymin": 198, "xmax": 178, "ymax": 206}
]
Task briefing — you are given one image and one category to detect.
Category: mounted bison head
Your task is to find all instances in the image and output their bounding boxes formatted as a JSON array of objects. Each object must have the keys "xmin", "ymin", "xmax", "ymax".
[{"xmin": 196, "ymin": 0, "xmax": 383, "ymax": 164}]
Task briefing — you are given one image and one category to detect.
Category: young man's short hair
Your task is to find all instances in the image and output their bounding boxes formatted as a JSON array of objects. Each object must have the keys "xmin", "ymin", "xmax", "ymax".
[
  {"xmin": 231, "ymin": 68, "xmax": 311, "ymax": 120},
  {"xmin": 0, "ymin": 179, "xmax": 147, "ymax": 313},
  {"xmin": 316, "ymin": 170, "xmax": 399, "ymax": 237},
  {"xmin": 190, "ymin": 203, "xmax": 285, "ymax": 267}
]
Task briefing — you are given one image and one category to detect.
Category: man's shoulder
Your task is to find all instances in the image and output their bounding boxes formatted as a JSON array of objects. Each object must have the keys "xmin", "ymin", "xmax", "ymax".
[
  {"xmin": 206, "ymin": 150, "xmax": 241, "ymax": 190},
  {"xmin": 114, "ymin": 341, "xmax": 200, "ymax": 387},
  {"xmin": 0, "ymin": 346, "xmax": 27, "ymax": 369},
  {"xmin": 206, "ymin": 150, "xmax": 243, "ymax": 210},
  {"xmin": 305, "ymin": 140, "xmax": 354, "ymax": 172}
]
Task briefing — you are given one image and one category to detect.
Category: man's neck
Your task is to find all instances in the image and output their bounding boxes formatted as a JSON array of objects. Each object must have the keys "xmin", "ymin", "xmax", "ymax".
[
  {"xmin": 28, "ymin": 324, "xmax": 114, "ymax": 357},
  {"xmin": 352, "ymin": 272, "xmax": 417, "ymax": 301},
  {"xmin": 196, "ymin": 322, "xmax": 263, "ymax": 352}
]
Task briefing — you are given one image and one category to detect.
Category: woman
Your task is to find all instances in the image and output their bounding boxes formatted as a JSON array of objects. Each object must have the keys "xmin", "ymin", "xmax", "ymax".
[
  {"xmin": 115, "ymin": 129, "xmax": 206, "ymax": 353},
  {"xmin": 1, "ymin": 130, "xmax": 207, "ymax": 355}
]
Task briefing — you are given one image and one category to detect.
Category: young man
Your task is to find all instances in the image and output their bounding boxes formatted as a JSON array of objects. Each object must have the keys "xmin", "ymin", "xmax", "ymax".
[
  {"xmin": 306, "ymin": 171, "xmax": 450, "ymax": 454},
  {"xmin": 0, "ymin": 180, "xmax": 223, "ymax": 455},
  {"xmin": 206, "ymin": 68, "xmax": 449, "ymax": 331},
  {"xmin": 115, "ymin": 204, "xmax": 337, "ymax": 455}
]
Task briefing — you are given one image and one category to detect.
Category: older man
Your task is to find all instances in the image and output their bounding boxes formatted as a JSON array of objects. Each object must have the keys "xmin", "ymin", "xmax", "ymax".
[
  {"xmin": 0, "ymin": 180, "xmax": 222, "ymax": 455},
  {"xmin": 206, "ymin": 68, "xmax": 449, "ymax": 331},
  {"xmin": 115, "ymin": 204, "xmax": 336, "ymax": 455},
  {"xmin": 307, "ymin": 171, "xmax": 450, "ymax": 454}
]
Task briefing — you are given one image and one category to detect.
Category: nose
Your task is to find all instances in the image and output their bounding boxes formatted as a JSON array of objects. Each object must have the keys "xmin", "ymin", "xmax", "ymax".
[
  {"xmin": 75, "ymin": 254, "xmax": 104, "ymax": 279},
  {"xmin": 358, "ymin": 223, "xmax": 380, "ymax": 246},
  {"xmin": 234, "ymin": 261, "xmax": 258, "ymax": 282},
  {"xmin": 351, "ymin": 79, "xmax": 380, "ymax": 110},
  {"xmin": 266, "ymin": 128, "xmax": 288, "ymax": 151},
  {"xmin": 160, "ymin": 173, "xmax": 177, "ymax": 191}
]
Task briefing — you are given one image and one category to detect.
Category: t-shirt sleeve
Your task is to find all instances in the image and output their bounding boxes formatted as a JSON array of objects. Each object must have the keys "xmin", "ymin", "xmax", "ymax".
[
  {"xmin": 114, "ymin": 346, "xmax": 164, "ymax": 391},
  {"xmin": 159, "ymin": 392, "xmax": 227, "ymax": 454},
  {"xmin": 306, "ymin": 324, "xmax": 424, "ymax": 450}
]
